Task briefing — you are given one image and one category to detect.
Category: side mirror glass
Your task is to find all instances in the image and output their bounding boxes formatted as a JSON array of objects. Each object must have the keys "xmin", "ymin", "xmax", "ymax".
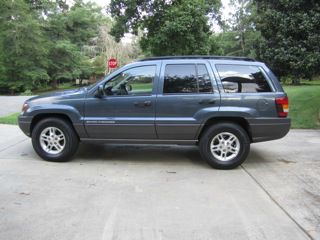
[
  {"xmin": 95, "ymin": 85, "xmax": 104, "ymax": 98},
  {"xmin": 222, "ymin": 81, "xmax": 241, "ymax": 93}
]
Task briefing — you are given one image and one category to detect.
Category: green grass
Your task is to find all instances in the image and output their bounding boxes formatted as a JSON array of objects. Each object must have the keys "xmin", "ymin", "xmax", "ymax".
[
  {"xmin": 131, "ymin": 82, "xmax": 153, "ymax": 90},
  {"xmin": 0, "ymin": 112, "xmax": 20, "ymax": 125},
  {"xmin": 284, "ymin": 84, "xmax": 320, "ymax": 129}
]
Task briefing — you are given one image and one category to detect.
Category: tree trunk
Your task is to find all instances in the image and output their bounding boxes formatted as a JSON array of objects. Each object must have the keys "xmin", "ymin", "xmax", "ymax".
[
  {"xmin": 52, "ymin": 79, "xmax": 58, "ymax": 89},
  {"xmin": 240, "ymin": 31, "xmax": 245, "ymax": 55},
  {"xmin": 291, "ymin": 77, "xmax": 300, "ymax": 85}
]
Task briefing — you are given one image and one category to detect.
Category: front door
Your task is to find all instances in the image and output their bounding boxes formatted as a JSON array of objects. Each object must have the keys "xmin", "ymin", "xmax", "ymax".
[{"xmin": 84, "ymin": 64, "xmax": 158, "ymax": 139}]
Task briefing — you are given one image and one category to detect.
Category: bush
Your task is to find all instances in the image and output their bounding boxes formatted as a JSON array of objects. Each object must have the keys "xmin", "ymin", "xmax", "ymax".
[{"xmin": 20, "ymin": 89, "xmax": 33, "ymax": 96}]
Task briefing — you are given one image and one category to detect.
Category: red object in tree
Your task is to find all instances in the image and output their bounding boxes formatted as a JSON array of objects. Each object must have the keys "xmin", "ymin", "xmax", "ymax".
[{"xmin": 108, "ymin": 58, "xmax": 118, "ymax": 68}]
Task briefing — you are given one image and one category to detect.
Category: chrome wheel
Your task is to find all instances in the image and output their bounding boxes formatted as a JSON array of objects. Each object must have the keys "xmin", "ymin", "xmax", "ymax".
[
  {"xmin": 210, "ymin": 132, "xmax": 240, "ymax": 161},
  {"xmin": 39, "ymin": 127, "xmax": 66, "ymax": 154}
]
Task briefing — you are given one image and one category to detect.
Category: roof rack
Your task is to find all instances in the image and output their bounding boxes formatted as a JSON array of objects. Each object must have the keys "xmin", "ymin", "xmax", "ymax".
[{"xmin": 139, "ymin": 55, "xmax": 255, "ymax": 62}]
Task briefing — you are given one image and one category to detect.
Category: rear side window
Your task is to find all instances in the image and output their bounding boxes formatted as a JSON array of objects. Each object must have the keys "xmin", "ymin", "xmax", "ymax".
[
  {"xmin": 163, "ymin": 64, "xmax": 212, "ymax": 94},
  {"xmin": 216, "ymin": 64, "xmax": 272, "ymax": 93}
]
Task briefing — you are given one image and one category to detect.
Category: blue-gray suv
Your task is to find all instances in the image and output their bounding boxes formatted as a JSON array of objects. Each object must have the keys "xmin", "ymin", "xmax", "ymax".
[{"xmin": 18, "ymin": 56, "xmax": 290, "ymax": 169}]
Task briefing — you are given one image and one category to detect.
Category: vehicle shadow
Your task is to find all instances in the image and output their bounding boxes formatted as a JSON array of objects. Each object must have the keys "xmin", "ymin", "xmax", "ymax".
[
  {"xmin": 74, "ymin": 143, "xmax": 209, "ymax": 168},
  {"xmin": 72, "ymin": 143, "xmax": 275, "ymax": 169}
]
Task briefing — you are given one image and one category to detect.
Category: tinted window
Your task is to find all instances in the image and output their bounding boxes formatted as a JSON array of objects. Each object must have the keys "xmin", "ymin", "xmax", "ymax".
[
  {"xmin": 216, "ymin": 65, "xmax": 272, "ymax": 93},
  {"xmin": 163, "ymin": 64, "xmax": 213, "ymax": 94},
  {"xmin": 105, "ymin": 65, "xmax": 155, "ymax": 96},
  {"xmin": 197, "ymin": 64, "xmax": 212, "ymax": 93},
  {"xmin": 164, "ymin": 64, "xmax": 197, "ymax": 94}
]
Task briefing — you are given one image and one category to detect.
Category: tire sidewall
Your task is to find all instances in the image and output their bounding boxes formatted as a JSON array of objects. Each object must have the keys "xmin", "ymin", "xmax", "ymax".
[
  {"xmin": 200, "ymin": 123, "xmax": 250, "ymax": 169},
  {"xmin": 32, "ymin": 118, "xmax": 78, "ymax": 162}
]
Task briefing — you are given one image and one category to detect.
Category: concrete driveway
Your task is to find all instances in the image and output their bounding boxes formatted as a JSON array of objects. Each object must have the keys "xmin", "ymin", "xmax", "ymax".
[{"xmin": 0, "ymin": 125, "xmax": 319, "ymax": 240}]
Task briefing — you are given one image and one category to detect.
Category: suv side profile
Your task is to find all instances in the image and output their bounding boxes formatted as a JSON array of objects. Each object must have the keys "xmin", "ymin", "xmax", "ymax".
[{"xmin": 18, "ymin": 56, "xmax": 290, "ymax": 169}]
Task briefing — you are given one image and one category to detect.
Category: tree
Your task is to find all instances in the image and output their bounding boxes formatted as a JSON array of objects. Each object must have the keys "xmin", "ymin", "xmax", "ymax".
[
  {"xmin": 210, "ymin": 0, "xmax": 261, "ymax": 58},
  {"xmin": 109, "ymin": 0, "xmax": 221, "ymax": 56},
  {"xmin": 0, "ymin": 0, "xmax": 49, "ymax": 93},
  {"xmin": 45, "ymin": 0, "xmax": 103, "ymax": 87},
  {"xmin": 0, "ymin": 0, "xmax": 104, "ymax": 92},
  {"xmin": 254, "ymin": 0, "xmax": 320, "ymax": 84},
  {"xmin": 81, "ymin": 19, "xmax": 142, "ymax": 79}
]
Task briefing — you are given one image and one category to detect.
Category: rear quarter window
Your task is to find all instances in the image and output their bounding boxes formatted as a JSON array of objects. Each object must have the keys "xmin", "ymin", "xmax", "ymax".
[{"xmin": 216, "ymin": 64, "xmax": 272, "ymax": 93}]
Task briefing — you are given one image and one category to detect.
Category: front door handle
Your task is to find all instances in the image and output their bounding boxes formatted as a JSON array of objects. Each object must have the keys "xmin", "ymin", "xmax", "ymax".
[
  {"xmin": 134, "ymin": 101, "xmax": 152, "ymax": 107},
  {"xmin": 144, "ymin": 101, "xmax": 152, "ymax": 107}
]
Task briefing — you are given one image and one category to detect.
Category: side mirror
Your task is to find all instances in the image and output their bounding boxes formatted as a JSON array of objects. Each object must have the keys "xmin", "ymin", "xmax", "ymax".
[
  {"xmin": 95, "ymin": 85, "xmax": 104, "ymax": 98},
  {"xmin": 126, "ymin": 84, "xmax": 132, "ymax": 92}
]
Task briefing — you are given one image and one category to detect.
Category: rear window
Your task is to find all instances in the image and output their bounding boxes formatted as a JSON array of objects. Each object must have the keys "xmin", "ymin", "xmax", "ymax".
[
  {"xmin": 216, "ymin": 64, "xmax": 272, "ymax": 93},
  {"xmin": 163, "ymin": 64, "xmax": 213, "ymax": 94}
]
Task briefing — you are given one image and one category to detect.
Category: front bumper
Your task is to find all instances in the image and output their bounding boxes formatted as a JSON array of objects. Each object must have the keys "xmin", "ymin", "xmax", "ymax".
[
  {"xmin": 18, "ymin": 115, "xmax": 32, "ymax": 137},
  {"xmin": 248, "ymin": 117, "xmax": 291, "ymax": 143}
]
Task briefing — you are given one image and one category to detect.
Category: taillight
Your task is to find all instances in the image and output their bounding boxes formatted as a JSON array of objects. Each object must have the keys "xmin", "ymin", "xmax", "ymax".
[{"xmin": 275, "ymin": 97, "xmax": 289, "ymax": 117}]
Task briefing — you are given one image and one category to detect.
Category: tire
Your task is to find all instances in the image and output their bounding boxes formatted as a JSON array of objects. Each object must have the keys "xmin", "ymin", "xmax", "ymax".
[
  {"xmin": 32, "ymin": 117, "xmax": 79, "ymax": 162},
  {"xmin": 199, "ymin": 122, "xmax": 250, "ymax": 169}
]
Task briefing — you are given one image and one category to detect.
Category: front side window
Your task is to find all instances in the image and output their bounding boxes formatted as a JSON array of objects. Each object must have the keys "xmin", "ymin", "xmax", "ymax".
[
  {"xmin": 216, "ymin": 64, "xmax": 272, "ymax": 93},
  {"xmin": 163, "ymin": 64, "xmax": 213, "ymax": 94},
  {"xmin": 104, "ymin": 65, "xmax": 156, "ymax": 96}
]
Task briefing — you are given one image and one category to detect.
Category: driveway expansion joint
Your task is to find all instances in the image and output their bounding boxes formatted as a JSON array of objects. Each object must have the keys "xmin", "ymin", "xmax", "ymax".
[{"xmin": 241, "ymin": 165, "xmax": 314, "ymax": 240}]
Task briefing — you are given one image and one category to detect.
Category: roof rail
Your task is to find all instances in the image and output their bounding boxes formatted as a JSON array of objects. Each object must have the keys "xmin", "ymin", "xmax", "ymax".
[{"xmin": 139, "ymin": 55, "xmax": 256, "ymax": 62}]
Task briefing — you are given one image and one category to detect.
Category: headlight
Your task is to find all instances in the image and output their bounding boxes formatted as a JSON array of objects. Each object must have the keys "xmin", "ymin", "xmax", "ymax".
[{"xmin": 21, "ymin": 103, "xmax": 29, "ymax": 113}]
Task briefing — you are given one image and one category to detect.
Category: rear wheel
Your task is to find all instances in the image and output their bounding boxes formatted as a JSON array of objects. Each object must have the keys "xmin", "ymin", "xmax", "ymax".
[
  {"xmin": 199, "ymin": 122, "xmax": 250, "ymax": 169},
  {"xmin": 32, "ymin": 118, "xmax": 79, "ymax": 162}
]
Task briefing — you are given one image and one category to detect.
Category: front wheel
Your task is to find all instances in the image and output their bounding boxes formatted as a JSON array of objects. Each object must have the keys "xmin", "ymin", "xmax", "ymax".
[
  {"xmin": 32, "ymin": 118, "xmax": 79, "ymax": 162},
  {"xmin": 199, "ymin": 123, "xmax": 250, "ymax": 169}
]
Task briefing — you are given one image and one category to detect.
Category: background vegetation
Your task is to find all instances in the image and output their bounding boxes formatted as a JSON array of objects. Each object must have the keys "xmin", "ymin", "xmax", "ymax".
[
  {"xmin": 0, "ymin": 0, "xmax": 141, "ymax": 94},
  {"xmin": 0, "ymin": 0, "xmax": 319, "ymax": 94}
]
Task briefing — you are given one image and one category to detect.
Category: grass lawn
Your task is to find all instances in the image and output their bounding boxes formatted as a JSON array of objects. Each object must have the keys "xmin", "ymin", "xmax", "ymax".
[
  {"xmin": 284, "ymin": 84, "xmax": 320, "ymax": 129},
  {"xmin": 0, "ymin": 112, "xmax": 20, "ymax": 125},
  {"xmin": 131, "ymin": 82, "xmax": 153, "ymax": 90}
]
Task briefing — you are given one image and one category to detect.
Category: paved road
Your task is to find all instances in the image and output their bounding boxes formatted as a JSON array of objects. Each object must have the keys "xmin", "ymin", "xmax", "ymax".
[
  {"xmin": 0, "ymin": 96, "xmax": 33, "ymax": 116},
  {"xmin": 0, "ymin": 125, "xmax": 319, "ymax": 240}
]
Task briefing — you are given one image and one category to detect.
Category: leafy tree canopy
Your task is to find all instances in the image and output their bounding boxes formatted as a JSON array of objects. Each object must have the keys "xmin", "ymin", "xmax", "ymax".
[
  {"xmin": 109, "ymin": 0, "xmax": 221, "ymax": 56},
  {"xmin": 255, "ymin": 0, "xmax": 320, "ymax": 83}
]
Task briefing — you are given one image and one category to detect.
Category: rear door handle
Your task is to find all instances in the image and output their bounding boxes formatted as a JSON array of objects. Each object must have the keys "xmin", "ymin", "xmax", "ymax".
[{"xmin": 199, "ymin": 99, "xmax": 216, "ymax": 104}]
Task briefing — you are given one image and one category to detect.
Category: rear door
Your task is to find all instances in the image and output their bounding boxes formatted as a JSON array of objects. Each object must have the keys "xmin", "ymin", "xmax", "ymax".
[{"xmin": 155, "ymin": 60, "xmax": 220, "ymax": 140}]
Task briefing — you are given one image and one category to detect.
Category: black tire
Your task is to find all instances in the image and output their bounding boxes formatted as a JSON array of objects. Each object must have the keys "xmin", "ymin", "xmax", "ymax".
[
  {"xmin": 32, "ymin": 117, "xmax": 79, "ymax": 162},
  {"xmin": 199, "ymin": 122, "xmax": 250, "ymax": 169}
]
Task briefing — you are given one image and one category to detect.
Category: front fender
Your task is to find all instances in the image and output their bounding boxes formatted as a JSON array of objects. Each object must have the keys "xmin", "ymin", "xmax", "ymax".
[
  {"xmin": 26, "ymin": 104, "xmax": 83, "ymax": 123},
  {"xmin": 19, "ymin": 104, "xmax": 87, "ymax": 138}
]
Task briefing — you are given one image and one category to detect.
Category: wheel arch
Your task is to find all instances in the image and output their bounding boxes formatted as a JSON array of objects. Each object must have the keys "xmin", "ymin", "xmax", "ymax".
[
  {"xmin": 197, "ymin": 117, "xmax": 252, "ymax": 142},
  {"xmin": 30, "ymin": 113, "xmax": 79, "ymax": 139}
]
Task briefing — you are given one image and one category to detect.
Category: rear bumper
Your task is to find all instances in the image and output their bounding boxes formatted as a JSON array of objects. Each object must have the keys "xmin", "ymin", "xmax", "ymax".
[
  {"xmin": 248, "ymin": 118, "xmax": 291, "ymax": 143},
  {"xmin": 18, "ymin": 115, "xmax": 32, "ymax": 137}
]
